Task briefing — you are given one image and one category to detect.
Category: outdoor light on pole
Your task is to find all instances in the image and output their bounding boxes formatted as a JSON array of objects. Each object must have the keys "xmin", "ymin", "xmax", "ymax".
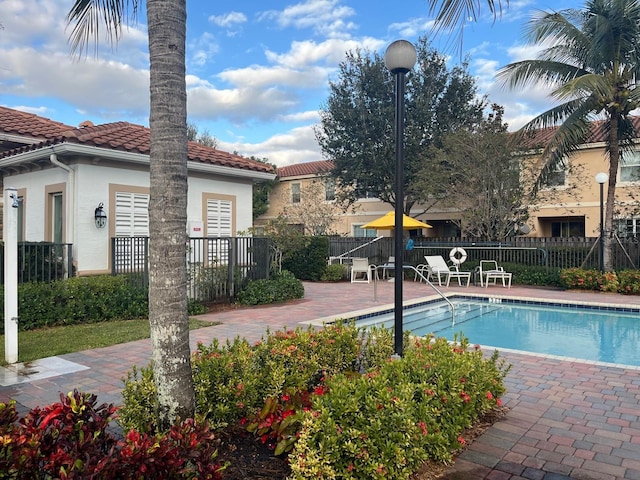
[
  {"xmin": 384, "ymin": 39, "xmax": 416, "ymax": 357},
  {"xmin": 595, "ymin": 172, "xmax": 608, "ymax": 272}
]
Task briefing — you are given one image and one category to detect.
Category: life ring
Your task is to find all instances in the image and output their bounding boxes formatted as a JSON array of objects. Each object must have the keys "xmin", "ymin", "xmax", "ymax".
[{"xmin": 449, "ymin": 247, "xmax": 467, "ymax": 265}]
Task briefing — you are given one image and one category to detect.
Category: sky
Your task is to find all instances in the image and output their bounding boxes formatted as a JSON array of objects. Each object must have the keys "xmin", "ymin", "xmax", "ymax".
[{"xmin": 1, "ymin": 0, "xmax": 584, "ymax": 167}]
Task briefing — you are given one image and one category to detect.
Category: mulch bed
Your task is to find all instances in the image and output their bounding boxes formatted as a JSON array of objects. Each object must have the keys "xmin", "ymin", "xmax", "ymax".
[{"xmin": 213, "ymin": 407, "xmax": 509, "ymax": 479}]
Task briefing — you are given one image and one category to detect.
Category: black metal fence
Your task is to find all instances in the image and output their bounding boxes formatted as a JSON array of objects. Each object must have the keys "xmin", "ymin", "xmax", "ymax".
[
  {"xmin": 112, "ymin": 236, "xmax": 271, "ymax": 302},
  {"xmin": 329, "ymin": 236, "xmax": 640, "ymax": 271},
  {"xmin": 0, "ymin": 242, "xmax": 74, "ymax": 284}
]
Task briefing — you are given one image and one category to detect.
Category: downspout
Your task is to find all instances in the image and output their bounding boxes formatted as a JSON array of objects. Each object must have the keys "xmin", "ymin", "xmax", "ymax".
[{"xmin": 49, "ymin": 152, "xmax": 75, "ymax": 257}]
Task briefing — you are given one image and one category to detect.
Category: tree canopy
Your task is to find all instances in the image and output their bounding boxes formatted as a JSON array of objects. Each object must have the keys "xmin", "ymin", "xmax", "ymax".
[
  {"xmin": 419, "ymin": 105, "xmax": 530, "ymax": 240},
  {"xmin": 316, "ymin": 36, "xmax": 486, "ymax": 216}
]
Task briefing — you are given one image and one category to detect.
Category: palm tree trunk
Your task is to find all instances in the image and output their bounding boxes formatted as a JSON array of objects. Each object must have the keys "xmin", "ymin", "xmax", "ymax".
[
  {"xmin": 147, "ymin": 0, "xmax": 195, "ymax": 428},
  {"xmin": 604, "ymin": 115, "xmax": 620, "ymax": 272}
]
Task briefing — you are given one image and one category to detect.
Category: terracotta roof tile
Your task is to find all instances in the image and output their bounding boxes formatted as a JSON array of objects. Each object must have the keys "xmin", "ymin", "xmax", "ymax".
[
  {"xmin": 0, "ymin": 106, "xmax": 73, "ymax": 140},
  {"xmin": 0, "ymin": 109, "xmax": 274, "ymax": 174},
  {"xmin": 517, "ymin": 116, "xmax": 640, "ymax": 149},
  {"xmin": 277, "ymin": 160, "xmax": 334, "ymax": 178}
]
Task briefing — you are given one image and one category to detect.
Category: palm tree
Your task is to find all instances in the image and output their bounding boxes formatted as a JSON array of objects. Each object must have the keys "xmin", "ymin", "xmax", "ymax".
[
  {"xmin": 497, "ymin": 0, "xmax": 640, "ymax": 271},
  {"xmin": 67, "ymin": 0, "xmax": 195, "ymax": 428}
]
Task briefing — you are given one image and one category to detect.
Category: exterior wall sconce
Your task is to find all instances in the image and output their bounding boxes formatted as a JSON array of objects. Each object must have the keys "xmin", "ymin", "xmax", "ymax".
[{"xmin": 95, "ymin": 203, "xmax": 107, "ymax": 228}]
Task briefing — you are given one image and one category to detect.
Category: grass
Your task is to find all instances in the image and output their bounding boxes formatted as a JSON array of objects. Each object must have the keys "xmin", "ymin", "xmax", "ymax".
[{"xmin": 0, "ymin": 318, "xmax": 218, "ymax": 366}]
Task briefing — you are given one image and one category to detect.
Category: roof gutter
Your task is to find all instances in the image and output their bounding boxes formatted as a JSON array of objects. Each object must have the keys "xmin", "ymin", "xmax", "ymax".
[
  {"xmin": 1, "ymin": 143, "xmax": 275, "ymax": 181},
  {"xmin": 49, "ymin": 150, "xmax": 75, "ymax": 247}
]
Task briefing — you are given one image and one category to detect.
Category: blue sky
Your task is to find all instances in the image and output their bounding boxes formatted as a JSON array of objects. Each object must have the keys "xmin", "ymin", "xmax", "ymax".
[{"xmin": 1, "ymin": 0, "xmax": 583, "ymax": 166}]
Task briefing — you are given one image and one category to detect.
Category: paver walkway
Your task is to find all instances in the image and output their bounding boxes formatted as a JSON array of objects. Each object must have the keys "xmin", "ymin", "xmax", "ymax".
[{"xmin": 1, "ymin": 281, "xmax": 640, "ymax": 479}]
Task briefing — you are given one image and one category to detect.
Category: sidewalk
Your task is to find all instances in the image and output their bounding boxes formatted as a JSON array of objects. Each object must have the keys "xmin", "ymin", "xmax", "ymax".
[{"xmin": 1, "ymin": 281, "xmax": 640, "ymax": 479}]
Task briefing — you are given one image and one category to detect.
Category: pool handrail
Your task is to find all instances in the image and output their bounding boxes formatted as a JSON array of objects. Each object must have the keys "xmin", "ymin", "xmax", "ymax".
[{"xmin": 409, "ymin": 265, "xmax": 456, "ymax": 327}]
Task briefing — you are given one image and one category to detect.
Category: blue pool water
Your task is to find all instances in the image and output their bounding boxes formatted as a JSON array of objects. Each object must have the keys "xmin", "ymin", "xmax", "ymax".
[{"xmin": 354, "ymin": 298, "xmax": 640, "ymax": 366}]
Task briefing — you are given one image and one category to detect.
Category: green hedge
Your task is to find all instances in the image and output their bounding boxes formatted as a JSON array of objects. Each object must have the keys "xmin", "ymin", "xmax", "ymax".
[
  {"xmin": 0, "ymin": 275, "xmax": 207, "ymax": 332},
  {"xmin": 236, "ymin": 270, "xmax": 304, "ymax": 305},
  {"xmin": 283, "ymin": 236, "xmax": 329, "ymax": 281}
]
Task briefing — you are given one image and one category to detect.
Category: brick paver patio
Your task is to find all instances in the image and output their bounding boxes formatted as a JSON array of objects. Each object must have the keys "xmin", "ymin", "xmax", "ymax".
[{"xmin": 1, "ymin": 280, "xmax": 639, "ymax": 479}]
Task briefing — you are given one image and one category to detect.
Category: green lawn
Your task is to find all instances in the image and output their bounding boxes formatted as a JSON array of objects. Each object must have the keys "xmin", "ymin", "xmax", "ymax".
[{"xmin": 0, "ymin": 318, "xmax": 217, "ymax": 366}]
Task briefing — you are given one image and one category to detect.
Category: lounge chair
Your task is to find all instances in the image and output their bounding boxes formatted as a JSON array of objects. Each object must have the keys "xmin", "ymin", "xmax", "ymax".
[
  {"xmin": 478, "ymin": 260, "xmax": 512, "ymax": 288},
  {"xmin": 421, "ymin": 255, "xmax": 454, "ymax": 286},
  {"xmin": 377, "ymin": 256, "xmax": 395, "ymax": 280},
  {"xmin": 350, "ymin": 257, "xmax": 375, "ymax": 283}
]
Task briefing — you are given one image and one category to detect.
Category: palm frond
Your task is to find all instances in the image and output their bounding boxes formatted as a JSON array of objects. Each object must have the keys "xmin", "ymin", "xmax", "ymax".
[
  {"xmin": 66, "ymin": 0, "xmax": 139, "ymax": 58},
  {"xmin": 496, "ymin": 60, "xmax": 582, "ymax": 90}
]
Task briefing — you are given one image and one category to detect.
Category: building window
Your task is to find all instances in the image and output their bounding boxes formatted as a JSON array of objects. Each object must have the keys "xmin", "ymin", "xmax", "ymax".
[
  {"xmin": 620, "ymin": 152, "xmax": 640, "ymax": 182},
  {"xmin": 353, "ymin": 225, "xmax": 377, "ymax": 237},
  {"xmin": 291, "ymin": 183, "xmax": 301, "ymax": 203},
  {"xmin": 115, "ymin": 192, "xmax": 150, "ymax": 237},
  {"xmin": 45, "ymin": 188, "xmax": 65, "ymax": 244},
  {"xmin": 543, "ymin": 160, "xmax": 567, "ymax": 188},
  {"xmin": 551, "ymin": 220, "xmax": 584, "ymax": 237},
  {"xmin": 324, "ymin": 178, "xmax": 335, "ymax": 202},
  {"xmin": 206, "ymin": 198, "xmax": 232, "ymax": 237},
  {"xmin": 615, "ymin": 217, "xmax": 640, "ymax": 238}
]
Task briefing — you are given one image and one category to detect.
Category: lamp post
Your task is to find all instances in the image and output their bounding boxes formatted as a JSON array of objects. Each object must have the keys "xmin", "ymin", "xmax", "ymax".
[
  {"xmin": 595, "ymin": 172, "xmax": 608, "ymax": 272},
  {"xmin": 384, "ymin": 40, "xmax": 416, "ymax": 357}
]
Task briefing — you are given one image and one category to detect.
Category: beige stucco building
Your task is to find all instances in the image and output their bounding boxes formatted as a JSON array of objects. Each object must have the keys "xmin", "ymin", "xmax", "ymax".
[{"xmin": 256, "ymin": 122, "xmax": 640, "ymax": 239}]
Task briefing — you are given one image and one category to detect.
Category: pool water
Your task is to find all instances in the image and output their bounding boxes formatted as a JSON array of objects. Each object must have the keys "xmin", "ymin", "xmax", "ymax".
[{"xmin": 355, "ymin": 299, "xmax": 640, "ymax": 366}]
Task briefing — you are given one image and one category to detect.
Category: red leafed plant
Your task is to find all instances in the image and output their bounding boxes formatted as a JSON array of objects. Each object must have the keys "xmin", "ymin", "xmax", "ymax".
[{"xmin": 0, "ymin": 389, "xmax": 225, "ymax": 479}]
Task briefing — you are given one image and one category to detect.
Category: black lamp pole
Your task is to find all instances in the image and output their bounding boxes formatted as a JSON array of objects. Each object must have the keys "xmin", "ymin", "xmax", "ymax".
[
  {"xmin": 595, "ymin": 172, "xmax": 608, "ymax": 272},
  {"xmin": 384, "ymin": 40, "xmax": 416, "ymax": 357}
]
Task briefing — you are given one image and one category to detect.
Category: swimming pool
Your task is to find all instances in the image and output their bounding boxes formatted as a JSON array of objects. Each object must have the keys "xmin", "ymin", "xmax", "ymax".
[{"xmin": 353, "ymin": 297, "xmax": 640, "ymax": 367}]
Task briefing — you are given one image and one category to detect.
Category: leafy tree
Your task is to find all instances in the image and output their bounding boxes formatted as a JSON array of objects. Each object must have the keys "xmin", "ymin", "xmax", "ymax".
[
  {"xmin": 187, "ymin": 122, "xmax": 217, "ymax": 148},
  {"xmin": 421, "ymin": 105, "xmax": 531, "ymax": 240},
  {"xmin": 278, "ymin": 179, "xmax": 342, "ymax": 236},
  {"xmin": 247, "ymin": 156, "xmax": 278, "ymax": 220},
  {"xmin": 67, "ymin": 0, "xmax": 195, "ymax": 428},
  {"xmin": 497, "ymin": 0, "xmax": 640, "ymax": 270},
  {"xmin": 316, "ymin": 36, "xmax": 485, "ymax": 217}
]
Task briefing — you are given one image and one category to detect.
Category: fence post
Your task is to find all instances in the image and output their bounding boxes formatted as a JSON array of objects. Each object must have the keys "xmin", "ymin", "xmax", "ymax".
[{"xmin": 4, "ymin": 187, "xmax": 19, "ymax": 364}]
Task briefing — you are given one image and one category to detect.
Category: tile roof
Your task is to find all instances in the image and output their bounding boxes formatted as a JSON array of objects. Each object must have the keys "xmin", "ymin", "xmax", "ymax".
[
  {"xmin": 0, "ymin": 108, "xmax": 274, "ymax": 175},
  {"xmin": 277, "ymin": 160, "xmax": 334, "ymax": 178},
  {"xmin": 517, "ymin": 116, "xmax": 640, "ymax": 149},
  {"xmin": 0, "ymin": 106, "xmax": 73, "ymax": 140}
]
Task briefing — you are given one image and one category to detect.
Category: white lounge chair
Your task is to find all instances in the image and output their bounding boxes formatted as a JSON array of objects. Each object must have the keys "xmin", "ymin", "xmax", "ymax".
[
  {"xmin": 478, "ymin": 260, "xmax": 512, "ymax": 288},
  {"xmin": 350, "ymin": 257, "xmax": 375, "ymax": 283},
  {"xmin": 422, "ymin": 255, "xmax": 454, "ymax": 286}
]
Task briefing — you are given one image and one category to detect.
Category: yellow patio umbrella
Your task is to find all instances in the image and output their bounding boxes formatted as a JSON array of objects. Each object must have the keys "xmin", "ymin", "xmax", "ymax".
[{"xmin": 361, "ymin": 211, "xmax": 432, "ymax": 230}]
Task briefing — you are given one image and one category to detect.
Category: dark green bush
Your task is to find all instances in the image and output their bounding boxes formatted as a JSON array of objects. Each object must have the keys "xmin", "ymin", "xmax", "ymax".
[
  {"xmin": 0, "ymin": 276, "xmax": 148, "ymax": 331},
  {"xmin": 320, "ymin": 263, "xmax": 347, "ymax": 282},
  {"xmin": 501, "ymin": 263, "xmax": 562, "ymax": 287},
  {"xmin": 236, "ymin": 270, "xmax": 304, "ymax": 305},
  {"xmin": 282, "ymin": 236, "xmax": 329, "ymax": 281}
]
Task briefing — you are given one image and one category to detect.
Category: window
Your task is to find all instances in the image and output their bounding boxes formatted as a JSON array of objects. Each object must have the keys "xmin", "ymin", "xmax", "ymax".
[
  {"xmin": 45, "ymin": 184, "xmax": 66, "ymax": 244},
  {"xmin": 620, "ymin": 152, "xmax": 640, "ymax": 182},
  {"xmin": 291, "ymin": 183, "xmax": 301, "ymax": 203},
  {"xmin": 551, "ymin": 220, "xmax": 584, "ymax": 237},
  {"xmin": 324, "ymin": 178, "xmax": 335, "ymax": 202},
  {"xmin": 615, "ymin": 217, "xmax": 640, "ymax": 238},
  {"xmin": 115, "ymin": 192, "xmax": 150, "ymax": 237},
  {"xmin": 353, "ymin": 224, "xmax": 377, "ymax": 237},
  {"xmin": 543, "ymin": 160, "xmax": 567, "ymax": 188},
  {"xmin": 206, "ymin": 198, "xmax": 232, "ymax": 237}
]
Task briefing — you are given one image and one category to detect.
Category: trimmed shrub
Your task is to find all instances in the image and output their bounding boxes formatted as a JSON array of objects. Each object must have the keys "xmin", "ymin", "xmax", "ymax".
[
  {"xmin": 282, "ymin": 236, "xmax": 329, "ymax": 281},
  {"xmin": 120, "ymin": 322, "xmax": 510, "ymax": 479},
  {"xmin": 617, "ymin": 270, "xmax": 640, "ymax": 294},
  {"xmin": 559, "ymin": 268, "xmax": 603, "ymax": 290},
  {"xmin": 501, "ymin": 263, "xmax": 562, "ymax": 287},
  {"xmin": 321, "ymin": 263, "xmax": 347, "ymax": 282},
  {"xmin": 236, "ymin": 270, "xmax": 304, "ymax": 305}
]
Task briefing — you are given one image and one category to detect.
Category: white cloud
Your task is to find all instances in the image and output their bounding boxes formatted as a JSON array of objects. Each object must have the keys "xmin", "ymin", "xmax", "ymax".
[
  {"xmin": 388, "ymin": 17, "xmax": 435, "ymax": 38},
  {"xmin": 209, "ymin": 11, "xmax": 247, "ymax": 27},
  {"xmin": 265, "ymin": 38, "xmax": 385, "ymax": 69},
  {"xmin": 220, "ymin": 124, "xmax": 322, "ymax": 166},
  {"xmin": 258, "ymin": 0, "xmax": 357, "ymax": 37},
  {"xmin": 188, "ymin": 32, "xmax": 220, "ymax": 68}
]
